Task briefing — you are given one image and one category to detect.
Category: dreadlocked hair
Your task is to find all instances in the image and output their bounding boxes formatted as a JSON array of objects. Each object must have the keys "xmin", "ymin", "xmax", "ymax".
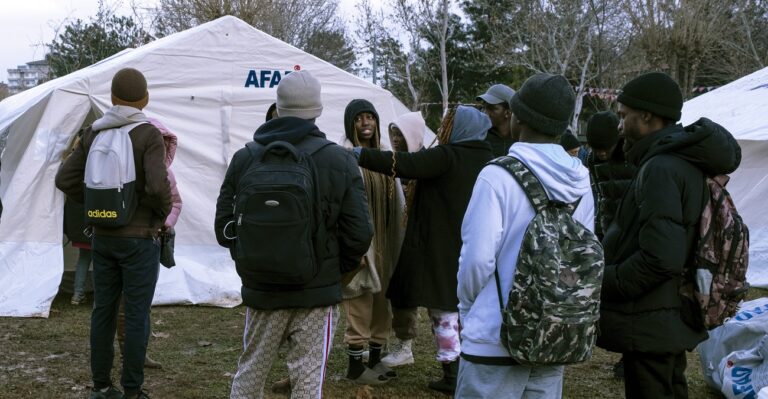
[
  {"xmin": 353, "ymin": 120, "xmax": 399, "ymax": 279},
  {"xmin": 437, "ymin": 106, "xmax": 457, "ymax": 145},
  {"xmin": 403, "ymin": 106, "xmax": 456, "ymax": 227}
]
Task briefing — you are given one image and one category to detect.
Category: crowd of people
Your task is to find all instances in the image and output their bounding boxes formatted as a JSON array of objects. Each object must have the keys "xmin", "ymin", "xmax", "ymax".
[{"xmin": 53, "ymin": 66, "xmax": 742, "ymax": 399}]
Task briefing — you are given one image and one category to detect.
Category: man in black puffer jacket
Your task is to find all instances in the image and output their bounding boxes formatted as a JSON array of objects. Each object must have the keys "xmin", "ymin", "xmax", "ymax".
[
  {"xmin": 597, "ymin": 72, "xmax": 741, "ymax": 399},
  {"xmin": 215, "ymin": 70, "xmax": 373, "ymax": 398}
]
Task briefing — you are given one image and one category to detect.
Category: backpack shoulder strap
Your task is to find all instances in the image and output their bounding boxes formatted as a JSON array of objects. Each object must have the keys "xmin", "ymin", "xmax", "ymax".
[
  {"xmin": 296, "ymin": 136, "xmax": 334, "ymax": 156},
  {"xmin": 488, "ymin": 156, "xmax": 549, "ymax": 213}
]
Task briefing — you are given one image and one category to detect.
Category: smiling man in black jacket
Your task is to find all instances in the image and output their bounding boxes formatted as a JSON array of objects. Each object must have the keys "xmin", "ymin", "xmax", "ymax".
[
  {"xmin": 597, "ymin": 72, "xmax": 741, "ymax": 399},
  {"xmin": 215, "ymin": 70, "xmax": 373, "ymax": 398}
]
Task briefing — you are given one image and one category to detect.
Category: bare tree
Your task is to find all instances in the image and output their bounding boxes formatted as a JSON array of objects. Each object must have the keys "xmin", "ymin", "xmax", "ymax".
[
  {"xmin": 154, "ymin": 0, "xmax": 356, "ymax": 70},
  {"xmin": 391, "ymin": 0, "xmax": 426, "ymax": 109},
  {"xmin": 490, "ymin": 0, "xmax": 630, "ymax": 131},
  {"xmin": 625, "ymin": 0, "xmax": 737, "ymax": 96}
]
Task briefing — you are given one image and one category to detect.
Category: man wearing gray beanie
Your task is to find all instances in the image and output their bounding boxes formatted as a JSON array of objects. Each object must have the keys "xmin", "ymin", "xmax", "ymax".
[
  {"xmin": 215, "ymin": 70, "xmax": 373, "ymax": 398},
  {"xmin": 456, "ymin": 73, "xmax": 596, "ymax": 398},
  {"xmin": 597, "ymin": 72, "xmax": 740, "ymax": 399}
]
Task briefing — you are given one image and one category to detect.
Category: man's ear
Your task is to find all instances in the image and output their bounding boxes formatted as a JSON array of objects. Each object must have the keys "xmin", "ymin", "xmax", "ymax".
[{"xmin": 641, "ymin": 110, "xmax": 654, "ymax": 123}]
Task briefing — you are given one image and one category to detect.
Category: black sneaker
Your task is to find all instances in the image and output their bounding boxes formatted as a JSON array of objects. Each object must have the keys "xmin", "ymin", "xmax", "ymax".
[
  {"xmin": 90, "ymin": 385, "xmax": 123, "ymax": 399},
  {"xmin": 613, "ymin": 358, "xmax": 625, "ymax": 379}
]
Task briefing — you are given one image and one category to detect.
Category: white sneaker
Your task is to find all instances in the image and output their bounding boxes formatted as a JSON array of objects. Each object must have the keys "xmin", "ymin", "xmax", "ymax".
[{"xmin": 381, "ymin": 338, "xmax": 414, "ymax": 367}]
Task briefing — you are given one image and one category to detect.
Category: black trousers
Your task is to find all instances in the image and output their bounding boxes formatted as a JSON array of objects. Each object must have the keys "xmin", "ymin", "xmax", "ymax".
[{"xmin": 623, "ymin": 351, "xmax": 688, "ymax": 399}]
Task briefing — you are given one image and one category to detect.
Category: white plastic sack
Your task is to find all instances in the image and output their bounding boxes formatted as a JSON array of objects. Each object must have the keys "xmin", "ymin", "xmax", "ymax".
[
  {"xmin": 699, "ymin": 298, "xmax": 768, "ymax": 396},
  {"xmin": 717, "ymin": 334, "xmax": 768, "ymax": 398}
]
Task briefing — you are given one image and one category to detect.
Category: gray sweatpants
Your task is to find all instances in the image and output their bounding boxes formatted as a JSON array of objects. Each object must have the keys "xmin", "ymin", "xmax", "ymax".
[
  {"xmin": 230, "ymin": 305, "xmax": 338, "ymax": 399},
  {"xmin": 455, "ymin": 359, "xmax": 564, "ymax": 399}
]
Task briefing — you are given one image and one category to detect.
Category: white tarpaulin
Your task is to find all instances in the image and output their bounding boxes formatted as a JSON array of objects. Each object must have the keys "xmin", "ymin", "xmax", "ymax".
[
  {"xmin": 682, "ymin": 67, "xmax": 768, "ymax": 288},
  {"xmin": 0, "ymin": 16, "xmax": 429, "ymax": 317}
]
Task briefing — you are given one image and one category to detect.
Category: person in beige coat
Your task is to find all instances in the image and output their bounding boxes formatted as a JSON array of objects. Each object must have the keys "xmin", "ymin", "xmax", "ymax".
[{"xmin": 341, "ymin": 99, "xmax": 405, "ymax": 385}]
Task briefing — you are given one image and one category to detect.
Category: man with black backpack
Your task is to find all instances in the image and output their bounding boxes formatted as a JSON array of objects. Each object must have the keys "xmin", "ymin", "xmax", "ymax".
[
  {"xmin": 214, "ymin": 70, "xmax": 373, "ymax": 398},
  {"xmin": 597, "ymin": 72, "xmax": 742, "ymax": 399},
  {"xmin": 456, "ymin": 73, "xmax": 598, "ymax": 398},
  {"xmin": 56, "ymin": 68, "xmax": 171, "ymax": 399}
]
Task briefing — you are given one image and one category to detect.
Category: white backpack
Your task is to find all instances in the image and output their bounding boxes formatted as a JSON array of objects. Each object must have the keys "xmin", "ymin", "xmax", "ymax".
[{"xmin": 83, "ymin": 122, "xmax": 144, "ymax": 227}]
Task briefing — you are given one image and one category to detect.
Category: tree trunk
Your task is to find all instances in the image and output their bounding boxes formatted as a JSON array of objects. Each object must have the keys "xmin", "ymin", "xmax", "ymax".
[
  {"xmin": 439, "ymin": 0, "xmax": 449, "ymax": 112},
  {"xmin": 571, "ymin": 43, "xmax": 593, "ymax": 134},
  {"xmin": 405, "ymin": 57, "xmax": 420, "ymax": 111}
]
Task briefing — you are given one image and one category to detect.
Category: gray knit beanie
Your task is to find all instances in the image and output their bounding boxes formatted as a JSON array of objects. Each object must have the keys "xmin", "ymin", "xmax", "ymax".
[
  {"xmin": 509, "ymin": 73, "xmax": 575, "ymax": 136},
  {"xmin": 277, "ymin": 70, "xmax": 323, "ymax": 120}
]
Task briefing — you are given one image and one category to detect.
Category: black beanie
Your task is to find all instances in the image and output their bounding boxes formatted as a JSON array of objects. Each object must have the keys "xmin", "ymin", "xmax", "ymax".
[
  {"xmin": 586, "ymin": 111, "xmax": 620, "ymax": 149},
  {"xmin": 559, "ymin": 132, "xmax": 581, "ymax": 151},
  {"xmin": 343, "ymin": 99, "xmax": 380, "ymax": 145},
  {"xmin": 617, "ymin": 72, "xmax": 683, "ymax": 121},
  {"xmin": 509, "ymin": 73, "xmax": 575, "ymax": 136}
]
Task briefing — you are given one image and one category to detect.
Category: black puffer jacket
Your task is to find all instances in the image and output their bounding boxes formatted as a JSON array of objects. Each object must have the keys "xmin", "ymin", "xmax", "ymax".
[
  {"xmin": 359, "ymin": 140, "xmax": 493, "ymax": 311},
  {"xmin": 587, "ymin": 138, "xmax": 636, "ymax": 239},
  {"xmin": 598, "ymin": 118, "xmax": 741, "ymax": 354},
  {"xmin": 214, "ymin": 117, "xmax": 373, "ymax": 310}
]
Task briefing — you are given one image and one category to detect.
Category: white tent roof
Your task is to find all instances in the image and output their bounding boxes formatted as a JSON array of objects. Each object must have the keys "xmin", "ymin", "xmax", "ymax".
[
  {"xmin": 0, "ymin": 16, "xmax": 426, "ymax": 317},
  {"xmin": 682, "ymin": 66, "xmax": 768, "ymax": 287}
]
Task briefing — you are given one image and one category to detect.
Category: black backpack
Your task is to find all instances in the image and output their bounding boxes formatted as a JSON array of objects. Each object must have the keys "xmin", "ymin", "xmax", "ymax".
[{"xmin": 229, "ymin": 138, "xmax": 332, "ymax": 286}]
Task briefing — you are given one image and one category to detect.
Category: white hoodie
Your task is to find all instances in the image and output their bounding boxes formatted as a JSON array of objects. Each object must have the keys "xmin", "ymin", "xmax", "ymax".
[{"xmin": 457, "ymin": 142, "xmax": 595, "ymax": 358}]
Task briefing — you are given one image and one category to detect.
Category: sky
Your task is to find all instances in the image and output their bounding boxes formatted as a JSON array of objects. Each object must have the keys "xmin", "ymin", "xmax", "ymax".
[{"xmin": 0, "ymin": 0, "xmax": 362, "ymax": 84}]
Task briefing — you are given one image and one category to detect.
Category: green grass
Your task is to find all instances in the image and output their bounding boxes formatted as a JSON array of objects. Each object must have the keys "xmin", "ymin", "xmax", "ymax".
[{"xmin": 3, "ymin": 288, "xmax": 758, "ymax": 398}]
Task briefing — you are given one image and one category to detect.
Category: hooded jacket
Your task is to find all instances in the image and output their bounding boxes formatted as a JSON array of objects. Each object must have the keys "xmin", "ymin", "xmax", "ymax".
[
  {"xmin": 148, "ymin": 118, "xmax": 182, "ymax": 228},
  {"xmin": 214, "ymin": 116, "xmax": 373, "ymax": 310},
  {"xmin": 587, "ymin": 138, "xmax": 636, "ymax": 239},
  {"xmin": 458, "ymin": 143, "xmax": 595, "ymax": 360},
  {"xmin": 56, "ymin": 105, "xmax": 171, "ymax": 238},
  {"xmin": 341, "ymin": 99, "xmax": 405, "ymax": 299},
  {"xmin": 597, "ymin": 118, "xmax": 741, "ymax": 354},
  {"xmin": 390, "ymin": 112, "xmax": 425, "ymax": 153},
  {"xmin": 358, "ymin": 106, "xmax": 494, "ymax": 311},
  {"xmin": 344, "ymin": 99, "xmax": 380, "ymax": 146}
]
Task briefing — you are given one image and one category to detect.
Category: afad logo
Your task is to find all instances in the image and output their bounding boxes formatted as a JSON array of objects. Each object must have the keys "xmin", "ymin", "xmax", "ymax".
[
  {"xmin": 88, "ymin": 209, "xmax": 118, "ymax": 218},
  {"xmin": 244, "ymin": 65, "xmax": 302, "ymax": 88}
]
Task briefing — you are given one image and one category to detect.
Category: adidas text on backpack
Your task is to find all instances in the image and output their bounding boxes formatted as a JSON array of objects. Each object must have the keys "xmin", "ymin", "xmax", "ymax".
[
  {"xmin": 491, "ymin": 156, "xmax": 605, "ymax": 365},
  {"xmin": 224, "ymin": 138, "xmax": 331, "ymax": 287},
  {"xmin": 83, "ymin": 122, "xmax": 143, "ymax": 227}
]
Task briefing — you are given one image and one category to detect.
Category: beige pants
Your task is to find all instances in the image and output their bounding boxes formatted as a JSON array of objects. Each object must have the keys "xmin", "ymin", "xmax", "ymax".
[
  {"xmin": 230, "ymin": 305, "xmax": 338, "ymax": 399},
  {"xmin": 343, "ymin": 289, "xmax": 392, "ymax": 347}
]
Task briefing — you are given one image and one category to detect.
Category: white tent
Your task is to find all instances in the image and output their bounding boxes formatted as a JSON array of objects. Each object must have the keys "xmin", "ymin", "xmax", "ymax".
[
  {"xmin": 681, "ymin": 67, "xmax": 768, "ymax": 287},
  {"xmin": 0, "ymin": 16, "xmax": 425, "ymax": 317}
]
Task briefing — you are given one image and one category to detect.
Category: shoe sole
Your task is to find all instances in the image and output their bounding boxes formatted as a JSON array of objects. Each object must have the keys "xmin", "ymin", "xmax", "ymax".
[{"xmin": 381, "ymin": 358, "xmax": 415, "ymax": 368}]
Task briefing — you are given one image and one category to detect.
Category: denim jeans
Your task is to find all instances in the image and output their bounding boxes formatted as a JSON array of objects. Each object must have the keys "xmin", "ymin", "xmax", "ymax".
[
  {"xmin": 73, "ymin": 248, "xmax": 93, "ymax": 296},
  {"xmin": 90, "ymin": 235, "xmax": 159, "ymax": 394}
]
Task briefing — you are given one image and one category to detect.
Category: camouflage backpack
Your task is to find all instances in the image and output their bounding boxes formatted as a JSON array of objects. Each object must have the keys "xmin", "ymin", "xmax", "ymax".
[
  {"xmin": 490, "ymin": 156, "xmax": 604, "ymax": 365},
  {"xmin": 636, "ymin": 164, "xmax": 750, "ymax": 330}
]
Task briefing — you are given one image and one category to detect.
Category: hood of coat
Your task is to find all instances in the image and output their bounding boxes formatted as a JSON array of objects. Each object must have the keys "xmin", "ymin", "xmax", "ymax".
[
  {"xmin": 628, "ymin": 118, "xmax": 741, "ymax": 176},
  {"xmin": 343, "ymin": 99, "xmax": 380, "ymax": 146},
  {"xmin": 253, "ymin": 116, "xmax": 324, "ymax": 145},
  {"xmin": 92, "ymin": 105, "xmax": 148, "ymax": 131},
  {"xmin": 148, "ymin": 118, "xmax": 177, "ymax": 167},
  {"xmin": 508, "ymin": 142, "xmax": 592, "ymax": 204},
  {"xmin": 449, "ymin": 105, "xmax": 491, "ymax": 144},
  {"xmin": 390, "ymin": 112, "xmax": 426, "ymax": 152}
]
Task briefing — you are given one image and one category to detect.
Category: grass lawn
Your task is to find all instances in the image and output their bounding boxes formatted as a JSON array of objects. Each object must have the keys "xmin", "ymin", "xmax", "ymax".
[{"xmin": 1, "ymin": 287, "xmax": 752, "ymax": 398}]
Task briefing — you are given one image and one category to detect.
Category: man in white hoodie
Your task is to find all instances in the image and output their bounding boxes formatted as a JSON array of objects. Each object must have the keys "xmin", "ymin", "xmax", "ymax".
[{"xmin": 456, "ymin": 73, "xmax": 594, "ymax": 398}]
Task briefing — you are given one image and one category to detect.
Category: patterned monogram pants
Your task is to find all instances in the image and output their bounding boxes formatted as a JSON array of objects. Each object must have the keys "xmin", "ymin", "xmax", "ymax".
[{"xmin": 230, "ymin": 305, "xmax": 338, "ymax": 399}]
